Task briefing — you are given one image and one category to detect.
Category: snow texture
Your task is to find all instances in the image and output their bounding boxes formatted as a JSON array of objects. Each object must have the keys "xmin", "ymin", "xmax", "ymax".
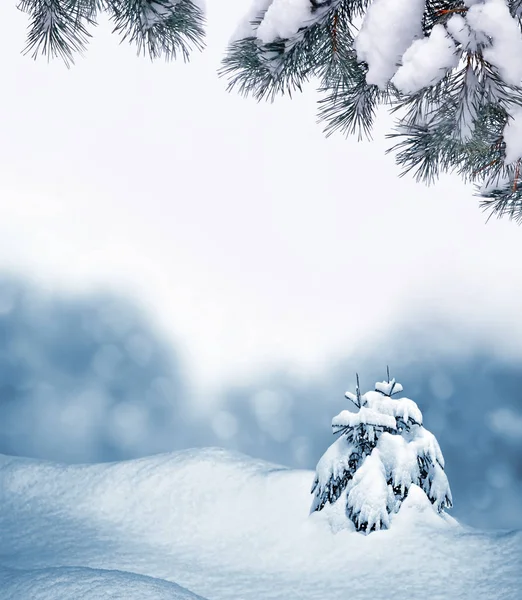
[
  {"xmin": 446, "ymin": 14, "xmax": 475, "ymax": 50},
  {"xmin": 426, "ymin": 460, "xmax": 453, "ymax": 510},
  {"xmin": 345, "ymin": 450, "xmax": 391, "ymax": 531},
  {"xmin": 466, "ymin": 0, "xmax": 522, "ymax": 86},
  {"xmin": 345, "ymin": 389, "xmax": 423, "ymax": 425},
  {"xmin": 233, "ymin": 0, "xmax": 336, "ymax": 44},
  {"xmin": 345, "ymin": 390, "xmax": 361, "ymax": 405},
  {"xmin": 503, "ymin": 108, "xmax": 522, "ymax": 164},
  {"xmin": 378, "ymin": 433, "xmax": 420, "ymax": 495},
  {"xmin": 411, "ymin": 425, "xmax": 445, "ymax": 467},
  {"xmin": 0, "ymin": 449, "xmax": 521, "ymax": 599},
  {"xmin": 365, "ymin": 391, "xmax": 423, "ymax": 425},
  {"xmin": 355, "ymin": 0, "xmax": 426, "ymax": 89},
  {"xmin": 0, "ymin": 565, "xmax": 204, "ymax": 600},
  {"xmin": 374, "ymin": 379, "xmax": 403, "ymax": 396},
  {"xmin": 332, "ymin": 407, "xmax": 397, "ymax": 431},
  {"xmin": 256, "ymin": 0, "xmax": 313, "ymax": 44},
  {"xmin": 392, "ymin": 25, "xmax": 460, "ymax": 94},
  {"xmin": 310, "ymin": 435, "xmax": 355, "ymax": 511},
  {"xmin": 312, "ymin": 435, "xmax": 354, "ymax": 493},
  {"xmin": 232, "ymin": 0, "xmax": 274, "ymax": 42}
]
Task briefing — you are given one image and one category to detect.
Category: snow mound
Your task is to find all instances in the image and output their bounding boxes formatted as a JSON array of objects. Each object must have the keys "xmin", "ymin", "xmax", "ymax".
[
  {"xmin": 0, "ymin": 565, "xmax": 204, "ymax": 600},
  {"xmin": 1, "ymin": 448, "xmax": 521, "ymax": 599}
]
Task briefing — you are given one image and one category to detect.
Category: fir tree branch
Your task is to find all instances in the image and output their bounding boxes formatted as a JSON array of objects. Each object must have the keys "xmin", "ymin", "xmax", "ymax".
[
  {"xmin": 106, "ymin": 0, "xmax": 205, "ymax": 61},
  {"xmin": 220, "ymin": 1, "xmax": 345, "ymax": 100},
  {"xmin": 223, "ymin": 0, "xmax": 522, "ymax": 223},
  {"xmin": 17, "ymin": 0, "xmax": 205, "ymax": 64},
  {"xmin": 19, "ymin": 0, "xmax": 94, "ymax": 65}
]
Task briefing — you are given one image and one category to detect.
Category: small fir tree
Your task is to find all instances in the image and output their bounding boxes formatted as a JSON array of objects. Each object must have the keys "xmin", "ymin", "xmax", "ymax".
[{"xmin": 310, "ymin": 373, "xmax": 452, "ymax": 533}]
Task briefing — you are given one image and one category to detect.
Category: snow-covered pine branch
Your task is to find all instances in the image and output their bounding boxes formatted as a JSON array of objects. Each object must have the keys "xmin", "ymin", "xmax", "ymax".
[
  {"xmin": 18, "ymin": 0, "xmax": 206, "ymax": 64},
  {"xmin": 310, "ymin": 375, "xmax": 452, "ymax": 533},
  {"xmin": 222, "ymin": 0, "xmax": 522, "ymax": 222}
]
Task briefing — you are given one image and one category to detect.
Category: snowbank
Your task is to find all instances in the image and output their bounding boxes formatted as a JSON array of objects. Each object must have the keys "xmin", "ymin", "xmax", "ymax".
[
  {"xmin": 0, "ymin": 449, "xmax": 521, "ymax": 599},
  {"xmin": 0, "ymin": 565, "xmax": 204, "ymax": 600}
]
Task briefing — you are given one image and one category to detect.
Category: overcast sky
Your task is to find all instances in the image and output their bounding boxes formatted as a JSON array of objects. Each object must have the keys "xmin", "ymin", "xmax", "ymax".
[{"xmin": 1, "ymin": 1, "xmax": 521, "ymax": 392}]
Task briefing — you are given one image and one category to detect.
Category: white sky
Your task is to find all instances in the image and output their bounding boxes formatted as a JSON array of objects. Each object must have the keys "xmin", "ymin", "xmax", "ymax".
[{"xmin": 0, "ymin": 1, "xmax": 521, "ymax": 391}]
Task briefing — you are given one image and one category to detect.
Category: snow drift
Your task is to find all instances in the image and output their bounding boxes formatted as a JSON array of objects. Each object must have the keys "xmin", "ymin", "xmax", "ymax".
[{"xmin": 0, "ymin": 448, "xmax": 521, "ymax": 599}]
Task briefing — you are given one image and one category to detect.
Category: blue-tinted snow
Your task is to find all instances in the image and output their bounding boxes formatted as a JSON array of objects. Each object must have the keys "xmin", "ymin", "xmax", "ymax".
[{"xmin": 1, "ymin": 448, "xmax": 520, "ymax": 599}]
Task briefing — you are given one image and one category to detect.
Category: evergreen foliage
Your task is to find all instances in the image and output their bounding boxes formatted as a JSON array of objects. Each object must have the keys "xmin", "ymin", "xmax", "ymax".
[
  {"xmin": 18, "ymin": 0, "xmax": 205, "ymax": 65},
  {"xmin": 222, "ymin": 0, "xmax": 522, "ymax": 222},
  {"xmin": 17, "ymin": 0, "xmax": 522, "ymax": 222},
  {"xmin": 310, "ymin": 373, "xmax": 452, "ymax": 533}
]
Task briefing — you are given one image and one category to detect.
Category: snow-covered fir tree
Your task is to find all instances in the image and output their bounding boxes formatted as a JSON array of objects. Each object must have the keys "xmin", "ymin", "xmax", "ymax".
[
  {"xmin": 222, "ymin": 0, "xmax": 522, "ymax": 222},
  {"xmin": 18, "ymin": 0, "xmax": 205, "ymax": 64},
  {"xmin": 310, "ymin": 374, "xmax": 452, "ymax": 533}
]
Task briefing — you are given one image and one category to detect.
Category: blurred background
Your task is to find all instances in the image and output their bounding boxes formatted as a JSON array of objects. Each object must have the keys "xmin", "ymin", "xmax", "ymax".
[{"xmin": 0, "ymin": 1, "xmax": 521, "ymax": 531}]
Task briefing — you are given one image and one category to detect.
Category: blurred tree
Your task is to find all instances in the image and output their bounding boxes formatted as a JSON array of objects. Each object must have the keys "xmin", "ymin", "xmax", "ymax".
[{"xmin": 0, "ymin": 276, "xmax": 190, "ymax": 462}]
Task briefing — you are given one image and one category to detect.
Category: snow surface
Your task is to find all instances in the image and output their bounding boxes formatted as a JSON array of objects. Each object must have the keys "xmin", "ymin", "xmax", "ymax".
[
  {"xmin": 231, "ymin": 0, "xmax": 274, "ymax": 41},
  {"xmin": 378, "ymin": 433, "xmax": 420, "ymax": 494},
  {"xmin": 355, "ymin": 0, "xmax": 425, "ymax": 89},
  {"xmin": 311, "ymin": 435, "xmax": 354, "ymax": 497},
  {"xmin": 366, "ymin": 390, "xmax": 423, "ymax": 424},
  {"xmin": 374, "ymin": 379, "xmax": 403, "ymax": 396},
  {"xmin": 332, "ymin": 406, "xmax": 397, "ymax": 430},
  {"xmin": 1, "ymin": 448, "xmax": 521, "ymax": 599},
  {"xmin": 411, "ymin": 424, "xmax": 445, "ymax": 467},
  {"xmin": 446, "ymin": 14, "xmax": 475, "ymax": 50},
  {"xmin": 232, "ymin": 0, "xmax": 333, "ymax": 44},
  {"xmin": 466, "ymin": 0, "xmax": 522, "ymax": 86},
  {"xmin": 256, "ymin": 0, "xmax": 313, "ymax": 44},
  {"xmin": 392, "ymin": 25, "xmax": 460, "ymax": 94},
  {"xmin": 345, "ymin": 449, "xmax": 391, "ymax": 531},
  {"xmin": 0, "ymin": 566, "xmax": 204, "ymax": 600},
  {"xmin": 345, "ymin": 389, "xmax": 423, "ymax": 425}
]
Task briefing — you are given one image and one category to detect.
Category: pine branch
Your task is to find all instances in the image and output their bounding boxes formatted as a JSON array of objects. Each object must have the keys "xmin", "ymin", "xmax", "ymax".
[
  {"xmin": 422, "ymin": 0, "xmax": 466, "ymax": 35},
  {"xmin": 479, "ymin": 178, "xmax": 522, "ymax": 222},
  {"xmin": 19, "ymin": 0, "xmax": 94, "ymax": 65},
  {"xmin": 355, "ymin": 373, "xmax": 361, "ymax": 407},
  {"xmin": 318, "ymin": 45, "xmax": 392, "ymax": 140},
  {"xmin": 220, "ymin": 1, "xmax": 343, "ymax": 100},
  {"xmin": 106, "ymin": 0, "xmax": 205, "ymax": 61},
  {"xmin": 17, "ymin": 0, "xmax": 205, "ymax": 64},
  {"xmin": 224, "ymin": 0, "xmax": 522, "ymax": 223}
]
